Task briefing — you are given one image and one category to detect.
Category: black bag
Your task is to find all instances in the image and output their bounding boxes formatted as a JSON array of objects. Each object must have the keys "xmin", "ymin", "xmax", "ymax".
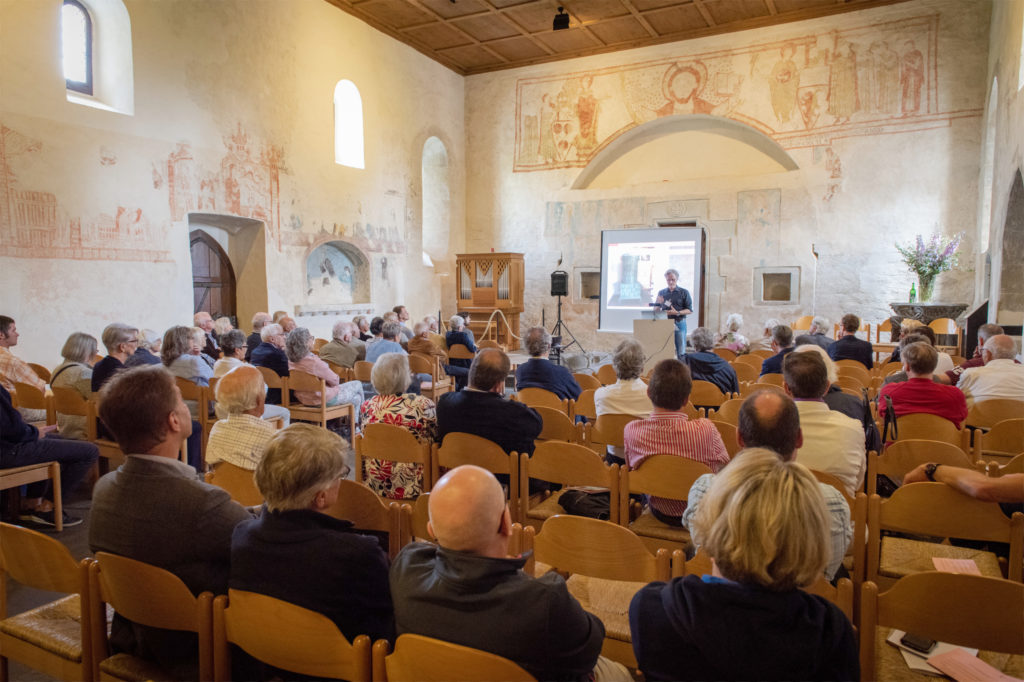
[
  {"xmin": 557, "ymin": 489, "xmax": 611, "ymax": 520},
  {"xmin": 881, "ymin": 394, "xmax": 898, "ymax": 443}
]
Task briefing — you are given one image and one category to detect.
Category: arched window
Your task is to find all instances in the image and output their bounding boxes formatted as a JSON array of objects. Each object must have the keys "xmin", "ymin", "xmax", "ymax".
[
  {"xmin": 421, "ymin": 136, "xmax": 450, "ymax": 264},
  {"xmin": 334, "ymin": 80, "xmax": 365, "ymax": 169},
  {"xmin": 62, "ymin": 0, "xmax": 92, "ymax": 95}
]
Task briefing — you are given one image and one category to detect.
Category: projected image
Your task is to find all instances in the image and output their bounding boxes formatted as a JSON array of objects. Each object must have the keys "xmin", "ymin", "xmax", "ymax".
[{"xmin": 606, "ymin": 241, "xmax": 696, "ymax": 309}]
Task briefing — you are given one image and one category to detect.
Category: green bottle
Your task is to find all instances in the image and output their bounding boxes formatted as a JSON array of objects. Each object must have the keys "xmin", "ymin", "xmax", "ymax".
[{"xmin": 909, "ymin": 282, "xmax": 916, "ymax": 303}]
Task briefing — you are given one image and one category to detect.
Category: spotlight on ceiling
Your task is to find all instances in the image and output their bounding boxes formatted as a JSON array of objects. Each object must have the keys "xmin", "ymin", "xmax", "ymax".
[{"xmin": 553, "ymin": 6, "xmax": 570, "ymax": 31}]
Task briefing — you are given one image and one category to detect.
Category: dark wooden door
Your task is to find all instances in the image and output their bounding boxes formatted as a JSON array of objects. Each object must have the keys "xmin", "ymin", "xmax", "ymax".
[{"xmin": 190, "ymin": 230, "xmax": 235, "ymax": 319}]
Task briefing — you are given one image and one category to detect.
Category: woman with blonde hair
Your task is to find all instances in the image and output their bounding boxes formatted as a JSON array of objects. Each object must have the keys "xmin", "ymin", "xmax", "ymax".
[
  {"xmin": 629, "ymin": 448, "xmax": 857, "ymax": 680},
  {"xmin": 51, "ymin": 332, "xmax": 98, "ymax": 440}
]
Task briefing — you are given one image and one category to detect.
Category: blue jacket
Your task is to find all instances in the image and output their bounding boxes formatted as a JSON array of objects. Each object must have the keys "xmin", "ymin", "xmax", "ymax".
[{"xmin": 515, "ymin": 358, "xmax": 581, "ymax": 400}]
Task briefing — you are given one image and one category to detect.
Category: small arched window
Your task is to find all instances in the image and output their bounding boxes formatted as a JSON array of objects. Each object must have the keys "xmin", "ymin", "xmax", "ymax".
[
  {"xmin": 62, "ymin": 0, "xmax": 93, "ymax": 95},
  {"xmin": 334, "ymin": 80, "xmax": 365, "ymax": 169}
]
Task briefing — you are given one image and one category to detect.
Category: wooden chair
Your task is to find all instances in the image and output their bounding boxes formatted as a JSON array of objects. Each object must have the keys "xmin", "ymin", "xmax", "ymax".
[
  {"xmin": 859, "ymin": 573, "xmax": 1024, "ymax": 681},
  {"xmin": 372, "ymin": 634, "xmax": 534, "ymax": 682},
  {"xmin": 792, "ymin": 315, "xmax": 814, "ymax": 330},
  {"xmin": 574, "ymin": 389, "xmax": 597, "ymax": 421},
  {"xmin": 354, "ymin": 423, "xmax": 433, "ymax": 497},
  {"xmin": 595, "ymin": 365, "xmax": 617, "ymax": 386},
  {"xmin": 408, "ymin": 354, "xmax": 452, "ymax": 402},
  {"xmin": 433, "ymin": 433, "xmax": 520, "ymax": 522},
  {"xmin": 446, "ymin": 344, "xmax": 475, "ymax": 362},
  {"xmin": 50, "ymin": 387, "xmax": 124, "ymax": 471},
  {"xmin": 285, "ymin": 369, "xmax": 356, "ymax": 429},
  {"xmin": 620, "ymin": 455, "xmax": 713, "ymax": 555},
  {"xmin": 878, "ymin": 361, "xmax": 903, "ymax": 377},
  {"xmin": 867, "ymin": 439, "xmax": 974, "ymax": 495},
  {"xmin": 987, "ymin": 452, "xmax": 1024, "ymax": 475},
  {"xmin": 733, "ymin": 354, "xmax": 763, "ymax": 369},
  {"xmin": 403, "ymin": 493, "xmax": 432, "ymax": 542},
  {"xmin": 0, "ymin": 462, "xmax": 62, "ymax": 532},
  {"xmin": 708, "ymin": 397, "xmax": 743, "ymax": 426},
  {"xmin": 975, "ymin": 418, "xmax": 1024, "ymax": 461},
  {"xmin": 711, "ymin": 347, "xmax": 736, "ymax": 362},
  {"xmin": 519, "ymin": 442, "xmax": 619, "ymax": 527},
  {"xmin": 531, "ymin": 405, "xmax": 584, "ymax": 445},
  {"xmin": 749, "ymin": 349, "xmax": 774, "ymax": 359},
  {"xmin": 688, "ymin": 380, "xmax": 729, "ymax": 413},
  {"xmin": 353, "ymin": 361, "xmax": 374, "ymax": 383},
  {"xmin": 476, "ymin": 340, "xmax": 501, "ymax": 350},
  {"xmin": 313, "ymin": 337, "xmax": 329, "ymax": 352},
  {"xmin": 711, "ymin": 420, "xmax": 740, "ymax": 457},
  {"xmin": 324, "ymin": 480, "xmax": 405, "ymax": 559},
  {"xmin": 526, "ymin": 515, "xmax": 669, "ymax": 667},
  {"xmin": 0, "ymin": 523, "xmax": 91, "ymax": 681},
  {"xmin": 890, "ymin": 413, "xmax": 970, "ymax": 453},
  {"xmin": 587, "ymin": 413, "xmax": 639, "ymax": 455},
  {"xmin": 213, "ymin": 590, "xmax": 371, "ymax": 682},
  {"xmin": 26, "ymin": 363, "xmax": 51, "ymax": 383},
  {"xmin": 88, "ymin": 552, "xmax": 214, "ymax": 681},
  {"xmin": 835, "ymin": 375, "xmax": 866, "ymax": 395},
  {"xmin": 324, "ymin": 360, "xmax": 353, "ymax": 382},
  {"xmin": 514, "ymin": 387, "xmax": 570, "ymax": 417},
  {"xmin": 965, "ymin": 400, "xmax": 1024, "ymax": 430},
  {"xmin": 738, "ymin": 382, "xmax": 786, "ymax": 399},
  {"xmin": 757, "ymin": 372, "xmax": 785, "ymax": 386},
  {"xmin": 835, "ymin": 361, "xmax": 873, "ymax": 386},
  {"xmin": 949, "ymin": 354, "xmax": 967, "ymax": 366},
  {"xmin": 866, "ymin": 483, "xmax": 1024, "ymax": 588},
  {"xmin": 204, "ymin": 461, "xmax": 262, "ymax": 506},
  {"xmin": 730, "ymin": 362, "xmax": 758, "ymax": 384},
  {"xmin": 12, "ymin": 381, "xmax": 55, "ymax": 426},
  {"xmin": 928, "ymin": 317, "xmax": 961, "ymax": 355},
  {"xmin": 572, "ymin": 373, "xmax": 601, "ymax": 391},
  {"xmin": 174, "ymin": 377, "xmax": 209, "ymax": 464},
  {"xmin": 875, "ymin": 319, "xmax": 893, "ymax": 343}
]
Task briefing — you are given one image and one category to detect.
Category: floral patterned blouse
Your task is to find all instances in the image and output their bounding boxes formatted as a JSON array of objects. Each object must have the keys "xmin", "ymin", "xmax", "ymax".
[
  {"xmin": 359, "ymin": 393, "xmax": 438, "ymax": 499},
  {"xmin": 716, "ymin": 331, "xmax": 750, "ymax": 355}
]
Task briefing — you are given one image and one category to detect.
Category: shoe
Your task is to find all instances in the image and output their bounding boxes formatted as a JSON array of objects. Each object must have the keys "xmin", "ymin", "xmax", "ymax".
[{"xmin": 29, "ymin": 510, "xmax": 83, "ymax": 528}]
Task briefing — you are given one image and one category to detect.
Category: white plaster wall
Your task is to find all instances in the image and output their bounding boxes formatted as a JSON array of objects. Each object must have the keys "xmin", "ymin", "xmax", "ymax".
[
  {"xmin": 0, "ymin": 0, "xmax": 465, "ymax": 363},
  {"xmin": 465, "ymin": 0, "xmax": 989, "ymax": 356}
]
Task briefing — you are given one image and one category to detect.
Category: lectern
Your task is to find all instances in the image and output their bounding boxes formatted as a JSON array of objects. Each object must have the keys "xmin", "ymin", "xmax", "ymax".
[{"xmin": 633, "ymin": 317, "xmax": 677, "ymax": 370}]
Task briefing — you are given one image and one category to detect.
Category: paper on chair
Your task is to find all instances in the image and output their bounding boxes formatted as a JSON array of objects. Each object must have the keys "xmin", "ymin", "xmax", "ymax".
[
  {"xmin": 928, "ymin": 648, "xmax": 1023, "ymax": 682},
  {"xmin": 887, "ymin": 630, "xmax": 980, "ymax": 676},
  {"xmin": 932, "ymin": 557, "xmax": 983, "ymax": 575}
]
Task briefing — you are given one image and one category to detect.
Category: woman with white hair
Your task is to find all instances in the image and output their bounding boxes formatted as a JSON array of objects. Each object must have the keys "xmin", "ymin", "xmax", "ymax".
[
  {"xmin": 444, "ymin": 314, "xmax": 476, "ymax": 390},
  {"xmin": 715, "ymin": 313, "xmax": 750, "ymax": 354},
  {"xmin": 51, "ymin": 332, "xmax": 98, "ymax": 440},
  {"xmin": 629, "ymin": 448, "xmax": 858, "ymax": 680},
  {"xmin": 125, "ymin": 328, "xmax": 162, "ymax": 367},
  {"xmin": 749, "ymin": 317, "xmax": 782, "ymax": 352},
  {"xmin": 359, "ymin": 352, "xmax": 437, "ymax": 499}
]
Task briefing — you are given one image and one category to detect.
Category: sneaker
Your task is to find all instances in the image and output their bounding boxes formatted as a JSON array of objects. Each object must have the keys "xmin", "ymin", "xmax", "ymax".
[{"xmin": 29, "ymin": 510, "xmax": 83, "ymax": 528}]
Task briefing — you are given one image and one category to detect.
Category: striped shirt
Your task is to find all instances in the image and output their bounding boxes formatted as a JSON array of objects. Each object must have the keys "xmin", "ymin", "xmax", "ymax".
[{"xmin": 624, "ymin": 411, "xmax": 729, "ymax": 517}]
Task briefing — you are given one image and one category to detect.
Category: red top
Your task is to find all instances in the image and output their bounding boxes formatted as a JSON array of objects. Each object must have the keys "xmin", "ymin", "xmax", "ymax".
[{"xmin": 877, "ymin": 377, "xmax": 967, "ymax": 428}]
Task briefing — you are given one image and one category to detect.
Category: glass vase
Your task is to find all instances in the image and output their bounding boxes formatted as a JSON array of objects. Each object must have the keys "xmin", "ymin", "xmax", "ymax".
[{"xmin": 917, "ymin": 273, "xmax": 936, "ymax": 302}]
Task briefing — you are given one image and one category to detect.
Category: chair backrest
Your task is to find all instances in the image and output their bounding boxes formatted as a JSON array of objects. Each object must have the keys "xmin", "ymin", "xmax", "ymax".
[
  {"xmin": 256, "ymin": 365, "xmax": 285, "ymax": 390},
  {"xmin": 377, "ymin": 634, "xmax": 535, "ymax": 682},
  {"xmin": 757, "ymin": 373, "xmax": 785, "ymax": 387},
  {"xmin": 313, "ymin": 338, "xmax": 329, "ymax": 352},
  {"xmin": 867, "ymin": 439, "xmax": 973, "ymax": 495},
  {"xmin": 595, "ymin": 364, "xmax": 617, "ymax": 386},
  {"xmin": 892, "ymin": 413, "xmax": 966, "ymax": 450},
  {"xmin": 407, "ymin": 354, "xmax": 437, "ymax": 379},
  {"xmin": 572, "ymin": 373, "xmax": 601, "ymax": 391},
  {"xmin": 976, "ymin": 418, "xmax": 1024, "ymax": 458},
  {"xmin": 325, "ymin": 360, "xmax": 352, "ymax": 382},
  {"xmin": 353, "ymin": 361, "xmax": 374, "ymax": 382},
  {"xmin": 447, "ymin": 344, "xmax": 475, "ymax": 361},
  {"xmin": 588, "ymin": 413, "xmax": 638, "ymax": 449},
  {"xmin": 879, "ymin": 361, "xmax": 903, "ymax": 377},
  {"xmin": 205, "ymin": 462, "xmax": 263, "ymax": 506},
  {"xmin": 733, "ymin": 354, "xmax": 763, "ymax": 369},
  {"xmin": 514, "ymin": 387, "xmax": 569, "ymax": 415},
  {"xmin": 689, "ymin": 380, "xmax": 729, "ymax": 408},
  {"xmin": 621, "ymin": 455, "xmax": 713, "ymax": 524},
  {"xmin": 792, "ymin": 315, "xmax": 813, "ymax": 330},
  {"xmin": 710, "ymin": 420, "xmax": 739, "ymax": 457},
  {"xmin": 355, "ymin": 422, "xmax": 432, "ymax": 492},
  {"xmin": 51, "ymin": 385, "xmax": 88, "ymax": 416},
  {"xmin": 532, "ymin": 405, "xmax": 581, "ymax": 444},
  {"xmin": 709, "ymin": 397, "xmax": 743, "ymax": 426},
  {"xmin": 532, "ymin": 514, "xmax": 670, "ymax": 582},
  {"xmin": 0, "ymin": 522, "xmax": 81, "ymax": 595},
  {"xmin": 12, "ymin": 380, "xmax": 48, "ymax": 411},
  {"xmin": 92, "ymin": 552, "xmax": 204, "ymax": 632},
  {"xmin": 875, "ymin": 318, "xmax": 893, "ymax": 343},
  {"xmin": 521, "ymin": 442, "xmax": 619, "ymax": 523},
  {"xmin": 992, "ymin": 452, "xmax": 1024, "ymax": 475},
  {"xmin": 27, "ymin": 362, "xmax": 52, "ymax": 383},
  {"xmin": 749, "ymin": 349, "xmax": 774, "ymax": 359},
  {"xmin": 730, "ymin": 362, "xmax": 758, "ymax": 384},
  {"xmin": 928, "ymin": 317, "xmax": 958, "ymax": 335},
  {"xmin": 834, "ymin": 375, "xmax": 865, "ymax": 393},
  {"xmin": 711, "ymin": 347, "xmax": 736, "ymax": 362},
  {"xmin": 286, "ymin": 368, "xmax": 328, "ymax": 395},
  {"xmin": 739, "ymin": 382, "xmax": 787, "ymax": 399},
  {"xmin": 574, "ymin": 389, "xmax": 597, "ymax": 420},
  {"xmin": 325, "ymin": 480, "xmax": 403, "ymax": 558},
  {"xmin": 966, "ymin": 400, "xmax": 1024, "ymax": 430},
  {"xmin": 859, "ymin": 573, "xmax": 1024, "ymax": 680},
  {"xmin": 810, "ymin": 469, "xmax": 855, "ymax": 509},
  {"xmin": 215, "ymin": 590, "xmax": 371, "ymax": 682},
  {"xmin": 434, "ymin": 433, "xmax": 517, "ymax": 519},
  {"xmin": 406, "ymin": 492, "xmax": 432, "ymax": 541}
]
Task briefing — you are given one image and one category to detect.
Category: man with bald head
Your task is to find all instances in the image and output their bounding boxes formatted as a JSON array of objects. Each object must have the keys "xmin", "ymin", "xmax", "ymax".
[
  {"xmin": 319, "ymin": 320, "xmax": 365, "ymax": 369},
  {"xmin": 681, "ymin": 390, "xmax": 852, "ymax": 580},
  {"xmin": 956, "ymin": 334, "xmax": 1024, "ymax": 408},
  {"xmin": 390, "ymin": 465, "xmax": 615, "ymax": 681},
  {"xmin": 193, "ymin": 311, "xmax": 221, "ymax": 359}
]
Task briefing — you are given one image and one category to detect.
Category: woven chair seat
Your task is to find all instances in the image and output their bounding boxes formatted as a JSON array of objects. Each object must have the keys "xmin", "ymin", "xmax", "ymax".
[
  {"xmin": 0, "ymin": 595, "xmax": 83, "ymax": 661},
  {"xmin": 566, "ymin": 575, "xmax": 645, "ymax": 642},
  {"xmin": 628, "ymin": 509, "xmax": 693, "ymax": 546},
  {"xmin": 99, "ymin": 652, "xmax": 173, "ymax": 681},
  {"xmin": 872, "ymin": 629, "xmax": 1024, "ymax": 680},
  {"xmin": 880, "ymin": 537, "xmax": 1003, "ymax": 579},
  {"xmin": 526, "ymin": 492, "xmax": 567, "ymax": 521}
]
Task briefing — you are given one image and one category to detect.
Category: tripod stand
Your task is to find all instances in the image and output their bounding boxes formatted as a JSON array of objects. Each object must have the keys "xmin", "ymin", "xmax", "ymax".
[{"xmin": 550, "ymin": 294, "xmax": 585, "ymax": 366}]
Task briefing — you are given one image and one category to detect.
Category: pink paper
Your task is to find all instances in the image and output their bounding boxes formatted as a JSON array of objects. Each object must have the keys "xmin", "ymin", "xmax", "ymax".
[
  {"xmin": 932, "ymin": 557, "xmax": 983, "ymax": 575},
  {"xmin": 927, "ymin": 648, "xmax": 1022, "ymax": 682}
]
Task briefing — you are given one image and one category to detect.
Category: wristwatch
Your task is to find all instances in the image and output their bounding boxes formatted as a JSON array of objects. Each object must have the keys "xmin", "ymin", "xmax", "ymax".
[{"xmin": 924, "ymin": 463, "xmax": 940, "ymax": 481}]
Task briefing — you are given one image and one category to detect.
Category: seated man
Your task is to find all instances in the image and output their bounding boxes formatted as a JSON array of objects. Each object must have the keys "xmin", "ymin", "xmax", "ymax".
[
  {"xmin": 595, "ymin": 339, "xmax": 653, "ymax": 464},
  {"xmin": 828, "ymin": 314, "xmax": 874, "ymax": 370},
  {"xmin": 390, "ymin": 465, "xmax": 625, "ymax": 682},
  {"xmin": 423, "ymin": 316, "xmax": 446, "ymax": 351},
  {"xmin": 207, "ymin": 366, "xmax": 279, "ymax": 470},
  {"xmin": 880, "ymin": 332, "xmax": 936, "ymax": 386},
  {"xmin": 245, "ymin": 312, "xmax": 272, "ymax": 363},
  {"xmin": 759, "ymin": 324, "xmax": 795, "ymax": 376},
  {"xmin": 279, "ymin": 316, "xmax": 297, "ymax": 333},
  {"xmin": 784, "ymin": 352, "xmax": 866, "ymax": 498},
  {"xmin": 877, "ymin": 341, "xmax": 967, "ymax": 428},
  {"xmin": 318, "ymin": 320, "xmax": 366, "ymax": 369},
  {"xmin": 231, "ymin": 424, "xmax": 393, "ymax": 646},
  {"xmin": 941, "ymin": 323, "xmax": 1006, "ymax": 385},
  {"xmin": 444, "ymin": 314, "xmax": 476, "ymax": 390},
  {"xmin": 794, "ymin": 316, "xmax": 833, "ymax": 351},
  {"xmin": 366, "ymin": 321, "xmax": 407, "ymax": 364},
  {"xmin": 0, "ymin": 315, "xmax": 47, "ymax": 422},
  {"xmin": 957, "ymin": 334, "xmax": 1024, "ymax": 408},
  {"xmin": 681, "ymin": 326, "xmax": 739, "ymax": 396},
  {"xmin": 393, "ymin": 305, "xmax": 415, "ymax": 341},
  {"xmin": 249, "ymin": 323, "xmax": 289, "ymax": 404},
  {"xmin": 193, "ymin": 311, "xmax": 221, "ymax": 359},
  {"xmin": 903, "ymin": 461, "xmax": 1024, "ymax": 513},
  {"xmin": 1, "ymin": 384, "xmax": 97, "ymax": 527},
  {"xmin": 682, "ymin": 390, "xmax": 852, "ymax": 580},
  {"xmin": 624, "ymin": 359, "xmax": 729, "ymax": 526},
  {"xmin": 90, "ymin": 365, "xmax": 252, "ymax": 677},
  {"xmin": 515, "ymin": 326, "xmax": 581, "ymax": 401},
  {"xmin": 408, "ymin": 321, "xmax": 448, "ymax": 365}
]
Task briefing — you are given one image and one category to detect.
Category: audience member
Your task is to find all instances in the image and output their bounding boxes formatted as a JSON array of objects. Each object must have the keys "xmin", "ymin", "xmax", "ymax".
[
  {"xmin": 231, "ymin": 424, "xmax": 393, "ymax": 647},
  {"xmin": 286, "ymin": 327, "xmax": 363, "ymax": 411},
  {"xmin": 91, "ymin": 322, "xmax": 140, "ymax": 392},
  {"xmin": 193, "ymin": 311, "xmax": 221, "ymax": 359},
  {"xmin": 515, "ymin": 326, "xmax": 581, "ymax": 400},
  {"xmin": 245, "ymin": 312, "xmax": 272, "ymax": 363},
  {"xmin": 715, "ymin": 313, "xmax": 750, "ymax": 354},
  {"xmin": 886, "ymin": 318, "xmax": 925, "ymax": 364},
  {"xmin": 161, "ymin": 326, "xmax": 214, "ymax": 420},
  {"xmin": 279, "ymin": 316, "xmax": 296, "ymax": 333},
  {"xmin": 759, "ymin": 324, "xmax": 795, "ymax": 376},
  {"xmin": 126, "ymin": 328, "xmax": 163, "ymax": 367},
  {"xmin": 51, "ymin": 332, "xmax": 97, "ymax": 440},
  {"xmin": 783, "ymin": 352, "xmax": 865, "ymax": 497},
  {"xmin": 353, "ymin": 315, "xmax": 372, "ymax": 342},
  {"xmin": 1, "ymin": 383, "xmax": 97, "ymax": 527},
  {"xmin": 903, "ymin": 461, "xmax": 1024, "ymax": 506},
  {"xmin": 360, "ymin": 353, "xmax": 437, "ymax": 499},
  {"xmin": 941, "ymin": 322, "xmax": 1005, "ymax": 384},
  {"xmin": 957, "ymin": 334, "xmax": 1024, "ymax": 407},
  {"xmin": 366, "ymin": 316, "xmax": 385, "ymax": 348},
  {"xmin": 272, "ymin": 311, "xmax": 288, "ymax": 324},
  {"xmin": 750, "ymin": 317, "xmax": 782, "ymax": 352},
  {"xmin": 444, "ymin": 315, "xmax": 476, "ymax": 390},
  {"xmin": 90, "ymin": 365, "xmax": 252, "ymax": 676},
  {"xmin": 423, "ymin": 315, "xmax": 446, "ymax": 350},
  {"xmin": 190, "ymin": 326, "xmax": 216, "ymax": 369},
  {"xmin": 319, "ymin": 320, "xmax": 366, "ymax": 369},
  {"xmin": 390, "ymin": 465, "xmax": 622, "ymax": 681},
  {"xmin": 408, "ymin": 321, "xmax": 448, "ymax": 366},
  {"xmin": 213, "ymin": 329, "xmax": 247, "ymax": 378},
  {"xmin": 877, "ymin": 341, "xmax": 967, "ymax": 428},
  {"xmin": 250, "ymin": 323, "xmax": 289, "ymax": 404},
  {"xmin": 682, "ymin": 390, "xmax": 852, "ymax": 580},
  {"xmin": 0, "ymin": 316, "xmax": 46, "ymax": 418},
  {"xmin": 828, "ymin": 314, "xmax": 873, "ymax": 370},
  {"xmin": 393, "ymin": 305, "xmax": 414, "ymax": 341},
  {"xmin": 793, "ymin": 344, "xmax": 881, "ymax": 453},
  {"xmin": 457, "ymin": 311, "xmax": 476, "ymax": 344},
  {"xmin": 681, "ymin": 327, "xmax": 739, "ymax": 395},
  {"xmin": 795, "ymin": 316, "xmax": 833, "ymax": 351},
  {"xmin": 880, "ymin": 332, "xmax": 934, "ymax": 386},
  {"xmin": 366, "ymin": 321, "xmax": 407, "ymax": 363},
  {"xmin": 207, "ymin": 366, "xmax": 278, "ymax": 471},
  {"xmin": 630, "ymin": 448, "xmax": 858, "ymax": 681},
  {"xmin": 212, "ymin": 316, "xmax": 233, "ymax": 339},
  {"xmin": 624, "ymin": 359, "xmax": 729, "ymax": 526},
  {"xmin": 595, "ymin": 339, "xmax": 653, "ymax": 464}
]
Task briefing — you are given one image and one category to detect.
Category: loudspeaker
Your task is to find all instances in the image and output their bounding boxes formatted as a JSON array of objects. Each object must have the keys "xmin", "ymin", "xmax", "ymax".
[{"xmin": 550, "ymin": 270, "xmax": 569, "ymax": 297}]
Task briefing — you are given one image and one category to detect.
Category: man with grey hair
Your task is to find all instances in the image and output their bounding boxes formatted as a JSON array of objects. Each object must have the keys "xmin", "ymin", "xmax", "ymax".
[
  {"xmin": 655, "ymin": 268, "xmax": 692, "ymax": 358},
  {"xmin": 751, "ymin": 317, "xmax": 782, "ymax": 352},
  {"xmin": 390, "ymin": 465, "xmax": 624, "ymax": 681},
  {"xmin": 423, "ymin": 315, "xmax": 446, "ymax": 351},
  {"xmin": 319, "ymin": 320, "xmax": 366, "ymax": 369},
  {"xmin": 595, "ymin": 339, "xmax": 653, "ymax": 463},
  {"xmin": 941, "ymin": 323, "xmax": 1013, "ymax": 384},
  {"xmin": 250, "ymin": 323, "xmax": 289, "ymax": 404},
  {"xmin": 795, "ymin": 316, "xmax": 833, "ymax": 351},
  {"xmin": 515, "ymin": 326, "xmax": 581, "ymax": 400},
  {"xmin": 681, "ymin": 326, "xmax": 739, "ymax": 395},
  {"xmin": 759, "ymin": 324, "xmax": 795, "ymax": 376},
  {"xmin": 245, "ymin": 312, "xmax": 272, "ymax": 363},
  {"xmin": 366, "ymin": 320, "xmax": 406, "ymax": 363},
  {"xmin": 207, "ymin": 366, "xmax": 277, "ymax": 471},
  {"xmin": 878, "ymin": 341, "xmax": 967, "ymax": 428},
  {"xmin": 956, "ymin": 334, "xmax": 1024, "ymax": 408},
  {"xmin": 193, "ymin": 311, "xmax": 221, "ymax": 359}
]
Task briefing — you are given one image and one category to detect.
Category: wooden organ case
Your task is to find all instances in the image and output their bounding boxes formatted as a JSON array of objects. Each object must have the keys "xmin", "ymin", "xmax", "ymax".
[{"xmin": 455, "ymin": 253, "xmax": 524, "ymax": 350}]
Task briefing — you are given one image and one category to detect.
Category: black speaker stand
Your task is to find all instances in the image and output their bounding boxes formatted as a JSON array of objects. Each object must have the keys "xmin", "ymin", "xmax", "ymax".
[{"xmin": 550, "ymin": 294, "xmax": 585, "ymax": 365}]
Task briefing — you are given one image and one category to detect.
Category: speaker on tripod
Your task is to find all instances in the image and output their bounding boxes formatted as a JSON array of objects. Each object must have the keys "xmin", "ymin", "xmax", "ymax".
[
  {"xmin": 548, "ymin": 269, "xmax": 584, "ymax": 364},
  {"xmin": 550, "ymin": 270, "xmax": 569, "ymax": 297}
]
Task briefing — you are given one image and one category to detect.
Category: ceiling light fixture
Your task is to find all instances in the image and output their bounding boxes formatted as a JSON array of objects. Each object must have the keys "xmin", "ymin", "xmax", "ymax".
[{"xmin": 553, "ymin": 6, "xmax": 570, "ymax": 31}]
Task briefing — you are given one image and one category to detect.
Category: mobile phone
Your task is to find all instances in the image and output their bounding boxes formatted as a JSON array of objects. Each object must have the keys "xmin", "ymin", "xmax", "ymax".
[{"xmin": 900, "ymin": 632, "xmax": 936, "ymax": 654}]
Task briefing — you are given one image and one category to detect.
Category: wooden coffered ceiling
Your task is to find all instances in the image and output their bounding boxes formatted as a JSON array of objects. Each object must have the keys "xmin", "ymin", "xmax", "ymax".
[{"xmin": 324, "ymin": 0, "xmax": 914, "ymax": 76}]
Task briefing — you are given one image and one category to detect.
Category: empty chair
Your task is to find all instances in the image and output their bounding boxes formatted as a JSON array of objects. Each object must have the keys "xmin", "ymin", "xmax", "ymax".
[
  {"xmin": 730, "ymin": 362, "xmax": 758, "ymax": 384},
  {"xmin": 975, "ymin": 418, "xmax": 1024, "ymax": 460},
  {"xmin": 835, "ymin": 361, "xmax": 873, "ymax": 388},
  {"xmin": 866, "ymin": 439, "xmax": 974, "ymax": 495},
  {"xmin": 373, "ymin": 634, "xmax": 535, "ymax": 682},
  {"xmin": 966, "ymin": 400, "xmax": 1024, "ymax": 430},
  {"xmin": 738, "ymin": 382, "xmax": 786, "ymax": 399},
  {"xmin": 586, "ymin": 413, "xmax": 639, "ymax": 458},
  {"xmin": 890, "ymin": 412, "xmax": 970, "ymax": 453},
  {"xmin": 204, "ymin": 461, "xmax": 263, "ymax": 506},
  {"xmin": 519, "ymin": 442, "xmax": 619, "ymax": 527},
  {"xmin": 708, "ymin": 397, "xmax": 743, "ymax": 426},
  {"xmin": 26, "ymin": 363, "xmax": 52, "ymax": 383},
  {"xmin": 928, "ymin": 317, "xmax": 961, "ymax": 354},
  {"xmin": 792, "ymin": 315, "xmax": 814, "ymax": 331},
  {"xmin": 733, "ymin": 354, "xmax": 763, "ymax": 370}
]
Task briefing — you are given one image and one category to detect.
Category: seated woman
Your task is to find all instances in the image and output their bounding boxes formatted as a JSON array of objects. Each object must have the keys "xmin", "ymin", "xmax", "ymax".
[
  {"xmin": 715, "ymin": 313, "xmax": 750, "ymax": 355},
  {"xmin": 230, "ymin": 424, "xmax": 394, "ymax": 676},
  {"xmin": 594, "ymin": 339, "xmax": 652, "ymax": 464},
  {"xmin": 51, "ymin": 332, "xmax": 98, "ymax": 440},
  {"xmin": 159, "ymin": 326, "xmax": 208, "ymax": 470},
  {"xmin": 444, "ymin": 314, "xmax": 476, "ymax": 390},
  {"xmin": 125, "ymin": 328, "xmax": 162, "ymax": 367},
  {"xmin": 359, "ymin": 352, "xmax": 437, "ymax": 499},
  {"xmin": 285, "ymin": 327, "xmax": 363, "ymax": 412},
  {"xmin": 629, "ymin": 448, "xmax": 858, "ymax": 681}
]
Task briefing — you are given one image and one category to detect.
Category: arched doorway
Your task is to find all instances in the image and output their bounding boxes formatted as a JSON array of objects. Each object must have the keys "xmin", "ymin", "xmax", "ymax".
[
  {"xmin": 190, "ymin": 230, "xmax": 236, "ymax": 320},
  {"xmin": 997, "ymin": 170, "xmax": 1024, "ymax": 319}
]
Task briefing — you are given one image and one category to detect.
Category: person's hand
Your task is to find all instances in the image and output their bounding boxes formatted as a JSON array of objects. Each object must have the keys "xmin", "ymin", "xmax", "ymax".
[
  {"xmin": 37, "ymin": 424, "xmax": 59, "ymax": 438},
  {"xmin": 902, "ymin": 463, "xmax": 930, "ymax": 484}
]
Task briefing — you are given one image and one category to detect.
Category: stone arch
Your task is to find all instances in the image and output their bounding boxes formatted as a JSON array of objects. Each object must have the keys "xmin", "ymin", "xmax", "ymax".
[
  {"xmin": 996, "ymin": 169, "xmax": 1024, "ymax": 320},
  {"xmin": 571, "ymin": 114, "xmax": 799, "ymax": 190}
]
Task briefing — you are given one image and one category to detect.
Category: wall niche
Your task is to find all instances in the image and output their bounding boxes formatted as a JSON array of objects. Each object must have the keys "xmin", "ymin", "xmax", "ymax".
[{"xmin": 303, "ymin": 240, "xmax": 371, "ymax": 307}]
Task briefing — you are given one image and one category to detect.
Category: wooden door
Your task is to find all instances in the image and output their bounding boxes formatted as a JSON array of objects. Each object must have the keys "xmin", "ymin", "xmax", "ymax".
[{"xmin": 190, "ymin": 230, "xmax": 235, "ymax": 319}]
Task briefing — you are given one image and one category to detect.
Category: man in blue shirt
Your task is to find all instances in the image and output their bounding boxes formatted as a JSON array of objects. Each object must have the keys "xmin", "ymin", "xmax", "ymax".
[
  {"xmin": 655, "ymin": 269, "xmax": 692, "ymax": 358},
  {"xmin": 515, "ymin": 326, "xmax": 581, "ymax": 401},
  {"xmin": 366, "ymin": 321, "xmax": 406, "ymax": 363}
]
